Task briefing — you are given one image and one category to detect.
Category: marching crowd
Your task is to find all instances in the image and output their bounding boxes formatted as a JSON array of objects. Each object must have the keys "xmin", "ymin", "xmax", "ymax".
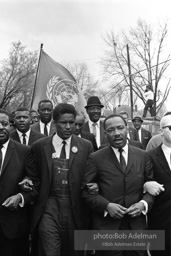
[{"xmin": 0, "ymin": 96, "xmax": 170, "ymax": 256}]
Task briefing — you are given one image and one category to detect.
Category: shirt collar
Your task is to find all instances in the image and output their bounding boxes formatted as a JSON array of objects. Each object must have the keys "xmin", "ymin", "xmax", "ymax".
[
  {"xmin": 89, "ymin": 119, "xmax": 100, "ymax": 127},
  {"xmin": 162, "ymin": 143, "xmax": 171, "ymax": 154},
  {"xmin": 17, "ymin": 129, "xmax": 31, "ymax": 137},
  {"xmin": 111, "ymin": 142, "xmax": 128, "ymax": 155},
  {"xmin": 53, "ymin": 133, "xmax": 72, "ymax": 146},
  {"xmin": 1, "ymin": 139, "xmax": 10, "ymax": 150},
  {"xmin": 40, "ymin": 120, "xmax": 51, "ymax": 127}
]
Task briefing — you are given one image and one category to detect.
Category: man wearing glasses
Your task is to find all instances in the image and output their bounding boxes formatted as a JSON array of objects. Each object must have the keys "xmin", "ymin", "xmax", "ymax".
[{"xmin": 147, "ymin": 114, "xmax": 171, "ymax": 256}]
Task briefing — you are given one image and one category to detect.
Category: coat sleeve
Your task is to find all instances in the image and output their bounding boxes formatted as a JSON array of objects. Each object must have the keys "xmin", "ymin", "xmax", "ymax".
[{"xmin": 81, "ymin": 154, "xmax": 110, "ymax": 214}]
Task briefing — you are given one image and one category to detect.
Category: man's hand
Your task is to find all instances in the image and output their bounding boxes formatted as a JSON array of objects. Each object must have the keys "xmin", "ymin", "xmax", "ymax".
[
  {"xmin": 106, "ymin": 203, "xmax": 127, "ymax": 219},
  {"xmin": 86, "ymin": 183, "xmax": 99, "ymax": 194},
  {"xmin": 19, "ymin": 177, "xmax": 33, "ymax": 192},
  {"xmin": 125, "ymin": 202, "xmax": 145, "ymax": 217},
  {"xmin": 2, "ymin": 194, "xmax": 22, "ymax": 210},
  {"xmin": 144, "ymin": 181, "xmax": 164, "ymax": 196}
]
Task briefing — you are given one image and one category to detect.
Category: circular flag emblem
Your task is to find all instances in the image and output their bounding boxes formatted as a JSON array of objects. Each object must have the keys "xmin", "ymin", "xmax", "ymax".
[{"xmin": 46, "ymin": 76, "xmax": 79, "ymax": 107}]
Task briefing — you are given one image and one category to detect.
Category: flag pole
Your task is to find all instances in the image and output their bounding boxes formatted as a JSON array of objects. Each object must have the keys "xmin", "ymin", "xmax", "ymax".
[{"xmin": 30, "ymin": 43, "xmax": 43, "ymax": 109}]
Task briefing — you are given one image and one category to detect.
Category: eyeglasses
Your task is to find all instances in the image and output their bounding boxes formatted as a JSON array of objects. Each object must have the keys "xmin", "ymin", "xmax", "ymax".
[{"xmin": 162, "ymin": 126, "xmax": 171, "ymax": 131}]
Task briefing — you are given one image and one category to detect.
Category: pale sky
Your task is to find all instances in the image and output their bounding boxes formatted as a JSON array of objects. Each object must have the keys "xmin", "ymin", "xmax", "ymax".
[{"xmin": 0, "ymin": 0, "xmax": 171, "ymax": 107}]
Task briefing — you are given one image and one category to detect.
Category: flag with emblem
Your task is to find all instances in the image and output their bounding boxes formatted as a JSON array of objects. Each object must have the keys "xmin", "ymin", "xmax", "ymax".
[{"xmin": 31, "ymin": 45, "xmax": 87, "ymax": 119}]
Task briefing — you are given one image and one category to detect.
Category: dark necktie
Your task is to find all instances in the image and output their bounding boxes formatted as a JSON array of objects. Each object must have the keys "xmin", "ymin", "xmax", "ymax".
[
  {"xmin": 44, "ymin": 124, "xmax": 48, "ymax": 136},
  {"xmin": 118, "ymin": 148, "xmax": 126, "ymax": 172},
  {"xmin": 92, "ymin": 123, "xmax": 97, "ymax": 137},
  {"xmin": 60, "ymin": 141, "xmax": 66, "ymax": 159},
  {"xmin": 22, "ymin": 133, "xmax": 26, "ymax": 145},
  {"xmin": 0, "ymin": 144, "xmax": 3, "ymax": 170}
]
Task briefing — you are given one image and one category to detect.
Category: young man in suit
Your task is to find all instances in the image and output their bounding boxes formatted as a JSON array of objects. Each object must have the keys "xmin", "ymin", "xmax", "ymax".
[
  {"xmin": 10, "ymin": 107, "xmax": 45, "ymax": 146},
  {"xmin": 73, "ymin": 110, "xmax": 98, "ymax": 151},
  {"xmin": 82, "ymin": 96, "xmax": 108, "ymax": 148},
  {"xmin": 31, "ymin": 99, "xmax": 56, "ymax": 136},
  {"xmin": 28, "ymin": 103, "xmax": 93, "ymax": 256},
  {"xmin": 0, "ymin": 109, "xmax": 38, "ymax": 256},
  {"xmin": 146, "ymin": 114, "xmax": 171, "ymax": 256},
  {"xmin": 82, "ymin": 114, "xmax": 154, "ymax": 256},
  {"xmin": 132, "ymin": 115, "xmax": 152, "ymax": 149}
]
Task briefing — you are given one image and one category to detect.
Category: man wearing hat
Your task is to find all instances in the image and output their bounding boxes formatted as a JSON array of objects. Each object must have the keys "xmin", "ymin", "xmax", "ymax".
[
  {"xmin": 132, "ymin": 115, "xmax": 152, "ymax": 149},
  {"xmin": 82, "ymin": 96, "xmax": 107, "ymax": 148}
]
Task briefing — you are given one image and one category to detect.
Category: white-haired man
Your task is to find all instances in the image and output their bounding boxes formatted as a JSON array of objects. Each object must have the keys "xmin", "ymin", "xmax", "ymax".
[{"xmin": 146, "ymin": 114, "xmax": 171, "ymax": 256}]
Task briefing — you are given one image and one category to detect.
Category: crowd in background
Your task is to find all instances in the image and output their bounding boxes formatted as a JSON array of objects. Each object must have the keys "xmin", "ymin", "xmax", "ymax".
[{"xmin": 0, "ymin": 96, "xmax": 170, "ymax": 256}]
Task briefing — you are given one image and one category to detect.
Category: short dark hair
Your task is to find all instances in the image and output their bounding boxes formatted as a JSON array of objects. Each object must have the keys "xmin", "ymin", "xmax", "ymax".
[
  {"xmin": 14, "ymin": 107, "xmax": 30, "ymax": 115},
  {"xmin": 53, "ymin": 103, "xmax": 76, "ymax": 122},
  {"xmin": 0, "ymin": 109, "xmax": 9, "ymax": 118},
  {"xmin": 38, "ymin": 99, "xmax": 53, "ymax": 109},
  {"xmin": 104, "ymin": 114, "xmax": 127, "ymax": 130}
]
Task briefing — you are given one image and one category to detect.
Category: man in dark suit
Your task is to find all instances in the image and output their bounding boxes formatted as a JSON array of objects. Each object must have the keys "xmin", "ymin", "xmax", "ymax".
[
  {"xmin": 0, "ymin": 109, "xmax": 38, "ymax": 256},
  {"xmin": 10, "ymin": 107, "xmax": 45, "ymax": 146},
  {"xmin": 82, "ymin": 114, "xmax": 154, "ymax": 256},
  {"xmin": 73, "ymin": 110, "xmax": 98, "ymax": 151},
  {"xmin": 146, "ymin": 114, "xmax": 171, "ymax": 256},
  {"xmin": 132, "ymin": 115, "xmax": 152, "ymax": 149},
  {"xmin": 82, "ymin": 96, "xmax": 108, "ymax": 148},
  {"xmin": 28, "ymin": 103, "xmax": 93, "ymax": 256},
  {"xmin": 31, "ymin": 99, "xmax": 56, "ymax": 136},
  {"xmin": 119, "ymin": 110, "xmax": 139, "ymax": 141}
]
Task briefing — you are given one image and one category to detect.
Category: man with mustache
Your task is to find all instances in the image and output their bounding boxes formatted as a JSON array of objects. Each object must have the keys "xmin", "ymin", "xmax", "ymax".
[
  {"xmin": 0, "ymin": 109, "xmax": 38, "ymax": 256},
  {"xmin": 82, "ymin": 114, "xmax": 154, "ymax": 256}
]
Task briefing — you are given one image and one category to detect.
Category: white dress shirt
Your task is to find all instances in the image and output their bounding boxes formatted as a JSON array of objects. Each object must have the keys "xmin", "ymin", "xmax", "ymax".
[
  {"xmin": 17, "ymin": 129, "xmax": 31, "ymax": 145},
  {"xmin": 138, "ymin": 129, "xmax": 142, "ymax": 142},
  {"xmin": 88, "ymin": 119, "xmax": 101, "ymax": 148},
  {"xmin": 52, "ymin": 133, "xmax": 71, "ymax": 159},
  {"xmin": 0, "ymin": 140, "xmax": 9, "ymax": 173},
  {"xmin": 39, "ymin": 120, "xmax": 51, "ymax": 135},
  {"xmin": 162, "ymin": 144, "xmax": 171, "ymax": 169}
]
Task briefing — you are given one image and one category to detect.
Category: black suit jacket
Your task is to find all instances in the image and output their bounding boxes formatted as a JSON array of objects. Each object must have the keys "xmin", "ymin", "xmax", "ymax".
[
  {"xmin": 31, "ymin": 121, "xmax": 56, "ymax": 136},
  {"xmin": 82, "ymin": 145, "xmax": 154, "ymax": 231},
  {"xmin": 128, "ymin": 127, "xmax": 139, "ymax": 141},
  {"xmin": 82, "ymin": 121, "xmax": 108, "ymax": 147},
  {"xmin": 148, "ymin": 145, "xmax": 171, "ymax": 251},
  {"xmin": 0, "ymin": 139, "xmax": 38, "ymax": 239},
  {"xmin": 81, "ymin": 130, "xmax": 98, "ymax": 151},
  {"xmin": 28, "ymin": 134, "xmax": 93, "ymax": 233},
  {"xmin": 10, "ymin": 129, "xmax": 45, "ymax": 146},
  {"xmin": 139, "ymin": 128, "xmax": 152, "ymax": 149}
]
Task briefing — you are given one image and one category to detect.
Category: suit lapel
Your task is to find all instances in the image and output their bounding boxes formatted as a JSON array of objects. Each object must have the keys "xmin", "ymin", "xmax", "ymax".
[
  {"xmin": 99, "ymin": 121, "xmax": 104, "ymax": 144},
  {"xmin": 108, "ymin": 146, "xmax": 125, "ymax": 174},
  {"xmin": 69, "ymin": 135, "xmax": 77, "ymax": 169},
  {"xmin": 28, "ymin": 130, "xmax": 34, "ymax": 146},
  {"xmin": 156, "ymin": 146, "xmax": 171, "ymax": 178},
  {"xmin": 1, "ymin": 139, "xmax": 15, "ymax": 175},
  {"xmin": 125, "ymin": 145, "xmax": 134, "ymax": 174},
  {"xmin": 43, "ymin": 136, "xmax": 54, "ymax": 176}
]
